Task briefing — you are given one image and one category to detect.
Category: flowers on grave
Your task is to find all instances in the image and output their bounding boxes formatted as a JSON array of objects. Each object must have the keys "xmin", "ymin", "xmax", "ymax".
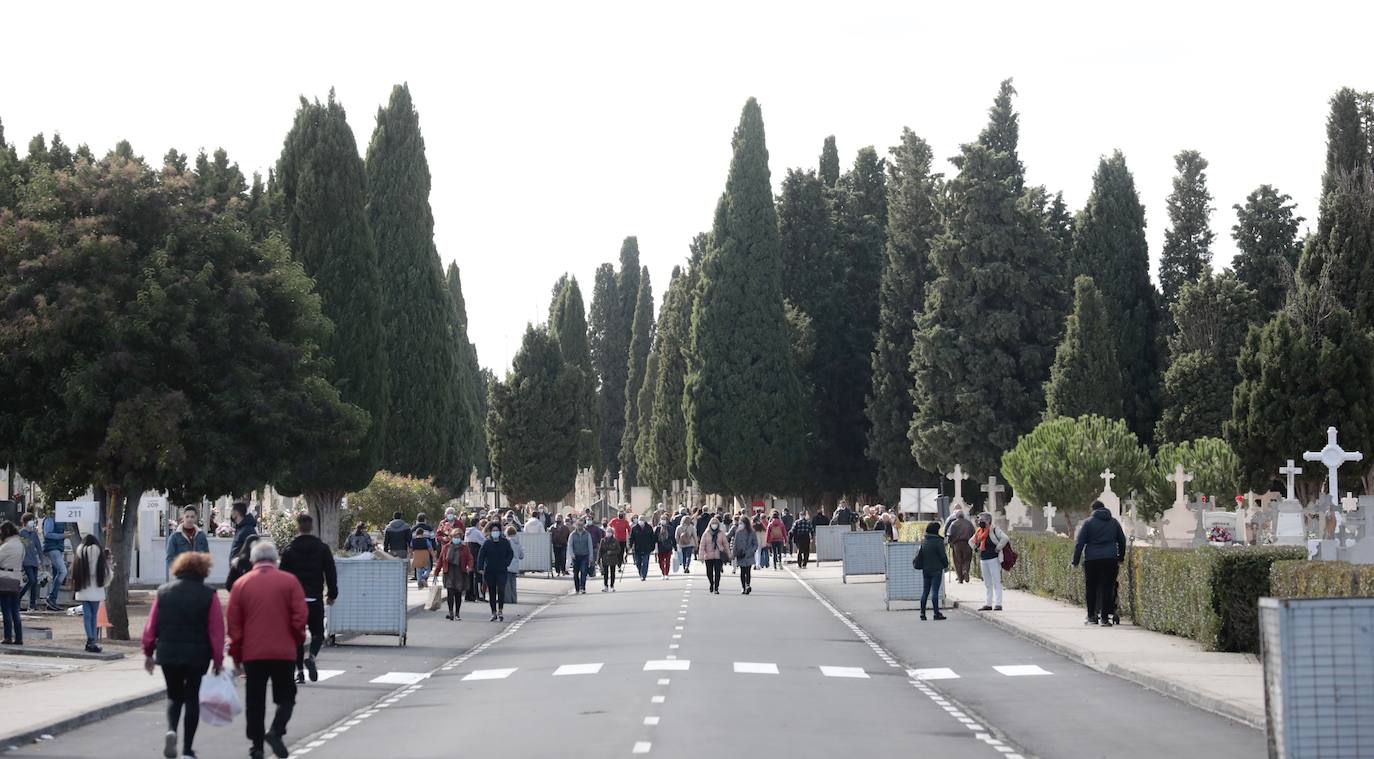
[
  {"xmin": 215, "ymin": 522, "xmax": 236, "ymax": 538},
  {"xmin": 1208, "ymin": 524, "xmax": 1233, "ymax": 544}
]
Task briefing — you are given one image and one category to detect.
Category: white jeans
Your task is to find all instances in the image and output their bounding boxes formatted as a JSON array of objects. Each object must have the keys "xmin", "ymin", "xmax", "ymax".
[{"xmin": 981, "ymin": 558, "xmax": 1003, "ymax": 606}]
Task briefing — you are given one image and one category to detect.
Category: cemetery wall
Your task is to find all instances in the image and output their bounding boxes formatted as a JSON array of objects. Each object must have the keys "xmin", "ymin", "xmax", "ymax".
[{"xmin": 1269, "ymin": 560, "xmax": 1374, "ymax": 598}]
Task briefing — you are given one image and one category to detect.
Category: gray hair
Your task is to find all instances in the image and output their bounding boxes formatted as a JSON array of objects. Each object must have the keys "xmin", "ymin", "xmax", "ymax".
[{"xmin": 250, "ymin": 540, "xmax": 279, "ymax": 564}]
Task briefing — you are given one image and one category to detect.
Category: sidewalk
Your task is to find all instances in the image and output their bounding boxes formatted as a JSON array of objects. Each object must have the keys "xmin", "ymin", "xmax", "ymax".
[{"xmin": 940, "ymin": 578, "xmax": 1265, "ymax": 729}]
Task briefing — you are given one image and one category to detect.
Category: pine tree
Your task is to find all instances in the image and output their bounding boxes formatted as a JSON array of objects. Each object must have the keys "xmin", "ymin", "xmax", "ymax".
[
  {"xmin": 645, "ymin": 265, "xmax": 692, "ymax": 495},
  {"xmin": 587, "ymin": 262, "xmax": 619, "ymax": 480},
  {"xmin": 685, "ymin": 98, "xmax": 806, "ymax": 496},
  {"xmin": 867, "ymin": 129, "xmax": 940, "ymax": 505},
  {"xmin": 1158, "ymin": 150, "xmax": 1216, "ymax": 306},
  {"xmin": 1232, "ymin": 185, "xmax": 1303, "ymax": 314},
  {"xmin": 439, "ymin": 262, "xmax": 483, "ymax": 491},
  {"xmin": 1156, "ymin": 271, "xmax": 1261, "ymax": 444},
  {"xmin": 1044, "ymin": 276, "xmax": 1123, "ymax": 419},
  {"xmin": 1069, "ymin": 150, "xmax": 1159, "ymax": 444},
  {"xmin": 549, "ymin": 274, "xmax": 600, "ymax": 471},
  {"xmin": 274, "ymin": 92, "xmax": 388, "ymax": 536},
  {"xmin": 487, "ymin": 326, "xmax": 579, "ymax": 504},
  {"xmin": 910, "ymin": 80, "xmax": 1060, "ymax": 479},
  {"xmin": 819, "ymin": 135, "xmax": 840, "ymax": 188},
  {"xmin": 620, "ymin": 266, "xmax": 654, "ymax": 484},
  {"xmin": 366, "ymin": 83, "xmax": 461, "ymax": 479}
]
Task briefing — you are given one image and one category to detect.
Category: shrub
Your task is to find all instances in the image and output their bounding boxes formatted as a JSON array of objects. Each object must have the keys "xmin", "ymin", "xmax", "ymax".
[
  {"xmin": 996, "ymin": 532, "xmax": 1084, "ymax": 605},
  {"xmin": 1141, "ymin": 437, "xmax": 1242, "ymax": 521},
  {"xmin": 1269, "ymin": 560, "xmax": 1374, "ymax": 598},
  {"xmin": 1000, "ymin": 415, "xmax": 1149, "ymax": 531}
]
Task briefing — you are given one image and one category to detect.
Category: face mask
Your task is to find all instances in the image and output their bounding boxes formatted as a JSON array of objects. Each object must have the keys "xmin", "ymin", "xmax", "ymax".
[
  {"xmin": 660, "ymin": 520, "xmax": 667, "ymax": 526},
  {"xmin": 24, "ymin": 521, "xmax": 34, "ymax": 529},
  {"xmin": 710, "ymin": 522, "xmax": 719, "ymax": 530},
  {"xmin": 490, "ymin": 531, "xmax": 500, "ymax": 539}
]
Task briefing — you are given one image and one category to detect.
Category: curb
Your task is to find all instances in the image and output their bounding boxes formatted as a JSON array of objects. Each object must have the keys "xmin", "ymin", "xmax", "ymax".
[
  {"xmin": 953, "ymin": 604, "xmax": 1266, "ymax": 730},
  {"xmin": 0, "ymin": 645, "xmax": 125, "ymax": 661},
  {"xmin": 0, "ymin": 688, "xmax": 164, "ymax": 751}
]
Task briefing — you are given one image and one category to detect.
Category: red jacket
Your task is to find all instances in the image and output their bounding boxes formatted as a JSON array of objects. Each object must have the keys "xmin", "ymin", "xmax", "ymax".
[
  {"xmin": 227, "ymin": 562, "xmax": 307, "ymax": 663},
  {"xmin": 766, "ymin": 519, "xmax": 787, "ymax": 543},
  {"xmin": 609, "ymin": 517, "xmax": 631, "ymax": 542}
]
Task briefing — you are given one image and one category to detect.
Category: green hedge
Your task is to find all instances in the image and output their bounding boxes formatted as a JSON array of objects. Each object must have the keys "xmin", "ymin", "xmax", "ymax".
[
  {"xmin": 974, "ymin": 532, "xmax": 1301, "ymax": 652},
  {"xmin": 1269, "ymin": 560, "xmax": 1374, "ymax": 598}
]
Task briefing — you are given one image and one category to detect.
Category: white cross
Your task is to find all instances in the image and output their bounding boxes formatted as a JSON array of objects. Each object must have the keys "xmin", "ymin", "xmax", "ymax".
[
  {"xmin": 1101, "ymin": 469, "xmax": 1116, "ymax": 493},
  {"xmin": 1342, "ymin": 492, "xmax": 1359, "ymax": 513},
  {"xmin": 1303, "ymin": 426, "xmax": 1364, "ymax": 500},
  {"xmin": 981, "ymin": 475, "xmax": 1005, "ymax": 512},
  {"xmin": 1279, "ymin": 459, "xmax": 1303, "ymax": 502},
  {"xmin": 1166, "ymin": 463, "xmax": 1194, "ymax": 506},
  {"xmin": 947, "ymin": 465, "xmax": 969, "ymax": 503},
  {"xmin": 1042, "ymin": 502, "xmax": 1056, "ymax": 531}
]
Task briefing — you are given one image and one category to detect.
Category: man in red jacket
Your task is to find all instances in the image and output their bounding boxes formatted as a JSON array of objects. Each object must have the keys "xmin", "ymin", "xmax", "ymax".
[
  {"xmin": 229, "ymin": 540, "xmax": 307, "ymax": 759},
  {"xmin": 608, "ymin": 510, "xmax": 631, "ymax": 568}
]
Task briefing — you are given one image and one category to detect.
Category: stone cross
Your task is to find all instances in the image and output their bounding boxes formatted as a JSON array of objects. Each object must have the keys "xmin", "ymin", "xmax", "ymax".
[
  {"xmin": 1042, "ymin": 502, "xmax": 1056, "ymax": 532},
  {"xmin": 1303, "ymin": 426, "xmax": 1364, "ymax": 502},
  {"xmin": 1101, "ymin": 468, "xmax": 1116, "ymax": 493},
  {"xmin": 981, "ymin": 475, "xmax": 1005, "ymax": 512},
  {"xmin": 947, "ymin": 465, "xmax": 969, "ymax": 504},
  {"xmin": 1189, "ymin": 494, "xmax": 1210, "ymax": 546},
  {"xmin": 1303, "ymin": 495, "xmax": 1336, "ymax": 541},
  {"xmin": 1346, "ymin": 499, "xmax": 1369, "ymax": 541},
  {"xmin": 1342, "ymin": 492, "xmax": 1359, "ymax": 513},
  {"xmin": 1279, "ymin": 460, "xmax": 1303, "ymax": 502},
  {"xmin": 1167, "ymin": 463, "xmax": 1194, "ymax": 506}
]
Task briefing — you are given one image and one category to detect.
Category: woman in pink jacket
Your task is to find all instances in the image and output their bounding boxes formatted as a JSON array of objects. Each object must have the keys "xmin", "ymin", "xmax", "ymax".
[
  {"xmin": 765, "ymin": 512, "xmax": 788, "ymax": 571},
  {"xmin": 697, "ymin": 517, "xmax": 729, "ymax": 594}
]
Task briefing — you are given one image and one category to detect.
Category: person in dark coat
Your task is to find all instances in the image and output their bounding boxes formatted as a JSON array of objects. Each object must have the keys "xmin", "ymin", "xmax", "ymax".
[
  {"xmin": 832, "ymin": 502, "xmax": 855, "ymax": 530},
  {"xmin": 476, "ymin": 525, "xmax": 515, "ymax": 621},
  {"xmin": 278, "ymin": 513, "xmax": 337, "ymax": 683},
  {"xmin": 944, "ymin": 510, "xmax": 975, "ymax": 583},
  {"xmin": 914, "ymin": 521, "xmax": 950, "ymax": 621},
  {"xmin": 812, "ymin": 509, "xmax": 830, "ymax": 527},
  {"xmin": 629, "ymin": 517, "xmax": 657, "ymax": 581},
  {"xmin": 790, "ymin": 512, "xmax": 815, "ymax": 568},
  {"xmin": 1072, "ymin": 501, "xmax": 1128, "ymax": 627},
  {"xmin": 695, "ymin": 508, "xmax": 713, "ymax": 539},
  {"xmin": 142, "ymin": 551, "xmax": 224, "ymax": 759},
  {"xmin": 228, "ymin": 502, "xmax": 258, "ymax": 563},
  {"xmin": 382, "ymin": 512, "xmax": 411, "ymax": 559}
]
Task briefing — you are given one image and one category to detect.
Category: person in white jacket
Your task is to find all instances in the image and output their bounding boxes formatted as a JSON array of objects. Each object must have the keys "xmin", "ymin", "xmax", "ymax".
[
  {"xmin": 523, "ymin": 508, "xmax": 546, "ymax": 534},
  {"xmin": 70, "ymin": 534, "xmax": 111, "ymax": 652}
]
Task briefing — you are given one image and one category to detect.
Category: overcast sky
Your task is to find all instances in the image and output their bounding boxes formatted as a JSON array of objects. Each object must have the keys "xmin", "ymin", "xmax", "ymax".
[{"xmin": 2, "ymin": 1, "xmax": 1369, "ymax": 371}]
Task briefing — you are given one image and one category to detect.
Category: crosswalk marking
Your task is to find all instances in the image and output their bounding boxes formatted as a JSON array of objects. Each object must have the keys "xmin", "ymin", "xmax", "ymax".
[
  {"xmin": 370, "ymin": 672, "xmax": 429, "ymax": 685},
  {"xmin": 462, "ymin": 668, "xmax": 518, "ymax": 681},
  {"xmin": 908, "ymin": 667, "xmax": 960, "ymax": 680},
  {"xmin": 313, "ymin": 669, "xmax": 346, "ymax": 682},
  {"xmin": 993, "ymin": 665, "xmax": 1051, "ymax": 677},
  {"xmin": 644, "ymin": 659, "xmax": 690, "ymax": 671},
  {"xmin": 651, "ymin": 695, "xmax": 666, "ymax": 704},
  {"xmin": 819, "ymin": 666, "xmax": 869, "ymax": 679},
  {"xmin": 643, "ymin": 716, "xmax": 660, "ymax": 725},
  {"xmin": 733, "ymin": 662, "xmax": 779, "ymax": 674},
  {"xmin": 553, "ymin": 663, "xmax": 603, "ymax": 676},
  {"xmin": 633, "ymin": 742, "xmax": 652, "ymax": 754}
]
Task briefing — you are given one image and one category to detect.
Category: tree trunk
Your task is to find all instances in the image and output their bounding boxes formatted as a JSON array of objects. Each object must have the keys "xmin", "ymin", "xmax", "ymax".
[
  {"xmin": 105, "ymin": 487, "xmax": 140, "ymax": 641},
  {"xmin": 304, "ymin": 488, "xmax": 344, "ymax": 549}
]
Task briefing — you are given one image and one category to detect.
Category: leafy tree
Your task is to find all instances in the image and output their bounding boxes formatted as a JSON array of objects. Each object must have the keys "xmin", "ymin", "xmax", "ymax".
[
  {"xmin": 1000, "ymin": 415, "xmax": 1149, "ymax": 531},
  {"xmin": 685, "ymin": 98, "xmax": 806, "ymax": 497},
  {"xmin": 1143, "ymin": 438, "xmax": 1241, "ymax": 519},
  {"xmin": 1070, "ymin": 150, "xmax": 1160, "ymax": 443},
  {"xmin": 819, "ymin": 135, "xmax": 840, "ymax": 188},
  {"xmin": 1156, "ymin": 271, "xmax": 1261, "ymax": 443},
  {"xmin": 867, "ymin": 128, "xmax": 940, "ymax": 504},
  {"xmin": 487, "ymin": 325, "xmax": 579, "ymax": 504},
  {"xmin": 549, "ymin": 274, "xmax": 600, "ymax": 471},
  {"xmin": 1228, "ymin": 285, "xmax": 1374, "ymax": 502},
  {"xmin": 273, "ymin": 92, "xmax": 389, "ymax": 539},
  {"xmin": 587, "ymin": 262, "xmax": 618, "ymax": 480},
  {"xmin": 438, "ymin": 262, "xmax": 483, "ymax": 491},
  {"xmin": 910, "ymin": 80, "xmax": 1060, "ymax": 480},
  {"xmin": 1232, "ymin": 185, "xmax": 1303, "ymax": 314},
  {"xmin": 366, "ymin": 83, "xmax": 462, "ymax": 479},
  {"xmin": 644, "ymin": 266, "xmax": 691, "ymax": 495},
  {"xmin": 1044, "ymin": 276, "xmax": 1123, "ymax": 419},
  {"xmin": 620, "ymin": 266, "xmax": 654, "ymax": 484},
  {"xmin": 0, "ymin": 149, "xmax": 364, "ymax": 637},
  {"xmin": 1158, "ymin": 150, "xmax": 1215, "ymax": 306},
  {"xmin": 347, "ymin": 471, "xmax": 453, "ymax": 532}
]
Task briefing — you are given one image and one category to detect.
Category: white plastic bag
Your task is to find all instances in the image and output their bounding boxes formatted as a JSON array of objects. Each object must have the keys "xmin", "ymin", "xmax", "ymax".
[{"xmin": 199, "ymin": 669, "xmax": 242, "ymax": 727}]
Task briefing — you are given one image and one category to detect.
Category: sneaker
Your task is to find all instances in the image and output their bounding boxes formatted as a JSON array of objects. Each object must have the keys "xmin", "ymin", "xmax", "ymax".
[
  {"xmin": 612, "ymin": 587, "xmax": 617, "ymax": 593},
  {"xmin": 182, "ymin": 751, "xmax": 198, "ymax": 759},
  {"xmin": 601, "ymin": 588, "xmax": 608, "ymax": 593},
  {"xmin": 919, "ymin": 613, "xmax": 927, "ymax": 621},
  {"xmin": 250, "ymin": 750, "xmax": 265, "ymax": 759},
  {"xmin": 978, "ymin": 605, "xmax": 993, "ymax": 611},
  {"xmin": 993, "ymin": 605, "xmax": 1003, "ymax": 611},
  {"xmin": 305, "ymin": 656, "xmax": 318, "ymax": 682},
  {"xmin": 164, "ymin": 730, "xmax": 178, "ymax": 758},
  {"xmin": 490, "ymin": 614, "xmax": 498, "ymax": 621},
  {"xmin": 265, "ymin": 730, "xmax": 289, "ymax": 758},
  {"xmin": 85, "ymin": 641, "xmax": 102, "ymax": 653},
  {"xmin": 933, "ymin": 613, "xmax": 947, "ymax": 621},
  {"xmin": 1100, "ymin": 619, "xmax": 1113, "ymax": 627},
  {"xmin": 295, "ymin": 670, "xmax": 305, "ymax": 684},
  {"xmin": 498, "ymin": 613, "xmax": 504, "ymax": 622},
  {"xmin": 1085, "ymin": 617, "xmax": 1098, "ymax": 626},
  {"xmin": 44, "ymin": 600, "xmax": 60, "ymax": 612}
]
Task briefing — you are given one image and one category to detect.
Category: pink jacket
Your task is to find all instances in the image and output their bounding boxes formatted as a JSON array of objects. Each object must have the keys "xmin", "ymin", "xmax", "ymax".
[
  {"xmin": 766, "ymin": 519, "xmax": 787, "ymax": 544},
  {"xmin": 140, "ymin": 592, "xmax": 225, "ymax": 670},
  {"xmin": 697, "ymin": 528, "xmax": 729, "ymax": 560}
]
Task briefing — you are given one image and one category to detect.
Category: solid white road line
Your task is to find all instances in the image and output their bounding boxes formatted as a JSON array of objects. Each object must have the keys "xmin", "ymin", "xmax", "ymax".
[
  {"xmin": 644, "ymin": 659, "xmax": 690, "ymax": 671},
  {"xmin": 553, "ymin": 663, "xmax": 604, "ymax": 676},
  {"xmin": 643, "ymin": 716, "xmax": 660, "ymax": 725},
  {"xmin": 369, "ymin": 672, "xmax": 430, "ymax": 685},
  {"xmin": 993, "ymin": 665, "xmax": 1051, "ymax": 677},
  {"xmin": 908, "ymin": 667, "xmax": 960, "ymax": 680},
  {"xmin": 819, "ymin": 666, "xmax": 869, "ymax": 679},
  {"xmin": 633, "ymin": 741, "xmax": 653, "ymax": 754},
  {"xmin": 733, "ymin": 662, "xmax": 779, "ymax": 674},
  {"xmin": 651, "ymin": 695, "xmax": 666, "ymax": 704},
  {"xmin": 462, "ymin": 667, "xmax": 518, "ymax": 681}
]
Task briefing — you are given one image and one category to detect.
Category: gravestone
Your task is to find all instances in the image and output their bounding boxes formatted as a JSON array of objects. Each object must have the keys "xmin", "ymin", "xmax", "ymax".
[
  {"xmin": 1203, "ymin": 510, "xmax": 1244, "ymax": 545},
  {"xmin": 1042, "ymin": 503, "xmax": 1057, "ymax": 533},
  {"xmin": 947, "ymin": 465, "xmax": 969, "ymax": 510},
  {"xmin": 1302, "ymin": 426, "xmax": 1364, "ymax": 507},
  {"xmin": 1003, "ymin": 495, "xmax": 1032, "ymax": 530},
  {"xmin": 1097, "ymin": 468, "xmax": 1121, "ymax": 512},
  {"xmin": 1249, "ymin": 491, "xmax": 1280, "ymax": 544},
  {"xmin": 1188, "ymin": 494, "xmax": 1211, "ymax": 547},
  {"xmin": 981, "ymin": 475, "xmax": 1006, "ymax": 530},
  {"xmin": 1274, "ymin": 460, "xmax": 1307, "ymax": 546},
  {"xmin": 1157, "ymin": 464, "xmax": 1196, "ymax": 547}
]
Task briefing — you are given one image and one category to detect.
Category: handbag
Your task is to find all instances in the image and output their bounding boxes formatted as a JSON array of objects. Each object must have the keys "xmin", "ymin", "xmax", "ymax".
[
  {"xmin": 912, "ymin": 546, "xmax": 924, "ymax": 570},
  {"xmin": 1000, "ymin": 540, "xmax": 1018, "ymax": 572},
  {"xmin": 0, "ymin": 575, "xmax": 20, "ymax": 594}
]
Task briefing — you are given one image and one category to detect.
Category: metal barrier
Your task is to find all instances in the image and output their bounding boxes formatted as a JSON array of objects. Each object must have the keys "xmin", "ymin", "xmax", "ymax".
[
  {"xmin": 841, "ymin": 530, "xmax": 886, "ymax": 583},
  {"xmin": 884, "ymin": 542, "xmax": 948, "ymax": 611},
  {"xmin": 326, "ymin": 556, "xmax": 408, "ymax": 647},
  {"xmin": 518, "ymin": 531, "xmax": 552, "ymax": 574},
  {"xmin": 815, "ymin": 525, "xmax": 849, "ymax": 563},
  {"xmin": 1261, "ymin": 597, "xmax": 1374, "ymax": 757}
]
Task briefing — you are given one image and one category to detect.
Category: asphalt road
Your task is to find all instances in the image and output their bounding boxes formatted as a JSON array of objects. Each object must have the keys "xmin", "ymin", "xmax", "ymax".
[{"xmin": 11, "ymin": 563, "xmax": 1266, "ymax": 759}]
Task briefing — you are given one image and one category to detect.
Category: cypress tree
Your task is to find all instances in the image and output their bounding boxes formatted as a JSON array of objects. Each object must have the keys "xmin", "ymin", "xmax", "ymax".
[
  {"xmin": 620, "ymin": 266, "xmax": 654, "ymax": 484},
  {"xmin": 1299, "ymin": 88, "xmax": 1373, "ymax": 293},
  {"xmin": 867, "ymin": 129, "xmax": 940, "ymax": 505},
  {"xmin": 1232, "ymin": 185, "xmax": 1303, "ymax": 315},
  {"xmin": 587, "ymin": 262, "xmax": 619, "ymax": 479},
  {"xmin": 1158, "ymin": 150, "xmax": 1216, "ymax": 306},
  {"xmin": 819, "ymin": 135, "xmax": 840, "ymax": 188},
  {"xmin": 778, "ymin": 167, "xmax": 835, "ymax": 325},
  {"xmin": 439, "ymin": 262, "xmax": 483, "ymax": 491},
  {"xmin": 366, "ymin": 83, "xmax": 460, "ymax": 478},
  {"xmin": 274, "ymin": 92, "xmax": 388, "ymax": 536},
  {"xmin": 910, "ymin": 80, "xmax": 1058, "ymax": 480},
  {"xmin": 645, "ymin": 265, "xmax": 692, "ymax": 495},
  {"xmin": 550, "ymin": 274, "xmax": 600, "ymax": 471},
  {"xmin": 1069, "ymin": 150, "xmax": 1159, "ymax": 443},
  {"xmin": 474, "ymin": 367, "xmax": 495, "ymax": 481},
  {"xmin": 1044, "ymin": 276, "xmax": 1123, "ymax": 419},
  {"xmin": 632, "ymin": 350, "xmax": 659, "ymax": 492},
  {"xmin": 685, "ymin": 98, "xmax": 805, "ymax": 496},
  {"xmin": 1320, "ymin": 88, "xmax": 1371, "ymax": 198},
  {"xmin": 487, "ymin": 326, "xmax": 579, "ymax": 504}
]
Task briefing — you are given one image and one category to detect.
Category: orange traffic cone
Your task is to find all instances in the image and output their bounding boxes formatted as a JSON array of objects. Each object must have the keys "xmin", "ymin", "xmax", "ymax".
[{"xmin": 96, "ymin": 602, "xmax": 110, "ymax": 630}]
